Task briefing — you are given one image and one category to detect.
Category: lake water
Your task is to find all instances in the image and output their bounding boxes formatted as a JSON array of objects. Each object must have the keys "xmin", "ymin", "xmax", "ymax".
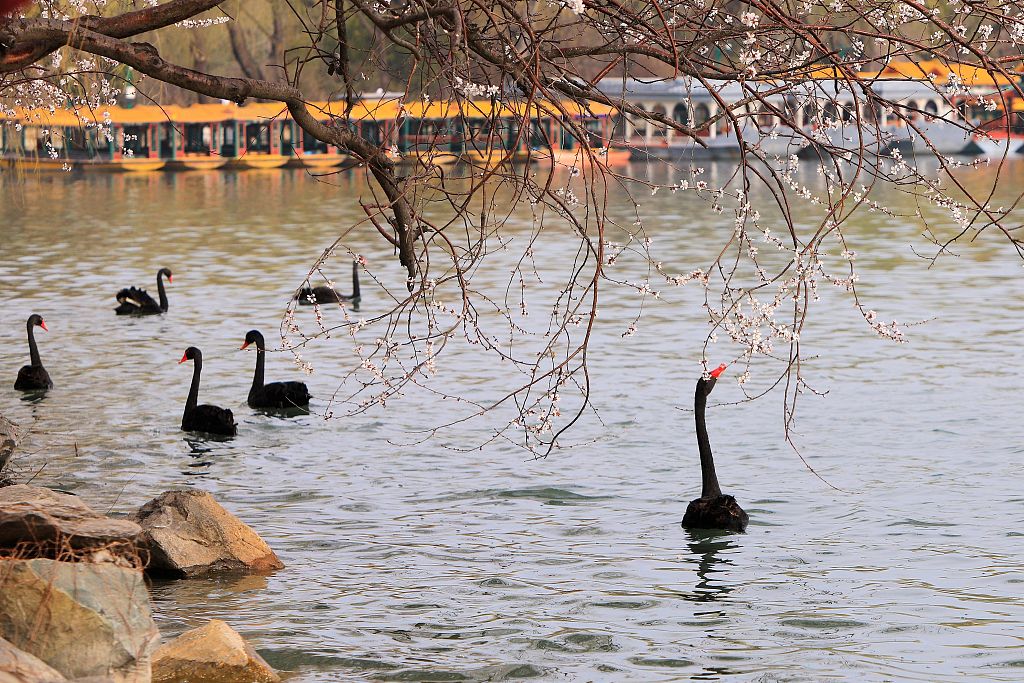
[{"xmin": 1, "ymin": 162, "xmax": 1023, "ymax": 681}]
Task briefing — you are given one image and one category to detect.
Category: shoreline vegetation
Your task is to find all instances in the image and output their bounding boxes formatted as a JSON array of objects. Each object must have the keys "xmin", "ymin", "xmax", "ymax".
[{"xmin": 0, "ymin": 414, "xmax": 283, "ymax": 682}]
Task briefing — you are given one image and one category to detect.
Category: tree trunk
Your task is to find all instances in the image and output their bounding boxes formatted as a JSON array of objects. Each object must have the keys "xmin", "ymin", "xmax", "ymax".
[{"xmin": 227, "ymin": 21, "xmax": 264, "ymax": 81}]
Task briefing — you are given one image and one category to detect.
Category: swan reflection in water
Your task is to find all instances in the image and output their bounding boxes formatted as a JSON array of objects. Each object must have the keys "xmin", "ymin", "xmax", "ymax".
[
  {"xmin": 681, "ymin": 528, "xmax": 738, "ymax": 603},
  {"xmin": 181, "ymin": 435, "xmax": 232, "ymax": 473}
]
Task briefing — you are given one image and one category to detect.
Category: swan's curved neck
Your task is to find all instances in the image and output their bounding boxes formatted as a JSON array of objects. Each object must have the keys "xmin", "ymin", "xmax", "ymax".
[
  {"xmin": 185, "ymin": 356, "xmax": 202, "ymax": 414},
  {"xmin": 250, "ymin": 337, "xmax": 265, "ymax": 395},
  {"xmin": 157, "ymin": 272, "xmax": 169, "ymax": 311},
  {"xmin": 351, "ymin": 261, "xmax": 360, "ymax": 299},
  {"xmin": 26, "ymin": 320, "xmax": 41, "ymax": 367},
  {"xmin": 695, "ymin": 380, "xmax": 722, "ymax": 498}
]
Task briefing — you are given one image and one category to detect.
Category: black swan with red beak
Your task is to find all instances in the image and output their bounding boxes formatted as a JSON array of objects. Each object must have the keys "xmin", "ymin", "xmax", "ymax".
[
  {"xmin": 241, "ymin": 330, "xmax": 311, "ymax": 409},
  {"xmin": 297, "ymin": 261, "xmax": 360, "ymax": 306},
  {"xmin": 115, "ymin": 268, "xmax": 172, "ymax": 315},
  {"xmin": 681, "ymin": 363, "xmax": 749, "ymax": 532},
  {"xmin": 14, "ymin": 314, "xmax": 52, "ymax": 391},
  {"xmin": 178, "ymin": 347, "xmax": 237, "ymax": 436}
]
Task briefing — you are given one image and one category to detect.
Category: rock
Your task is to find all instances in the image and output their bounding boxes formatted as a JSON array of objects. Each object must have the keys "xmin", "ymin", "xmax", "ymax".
[
  {"xmin": 131, "ymin": 490, "xmax": 283, "ymax": 578},
  {"xmin": 0, "ymin": 558, "xmax": 159, "ymax": 682},
  {"xmin": 0, "ymin": 486, "xmax": 143, "ymax": 566},
  {"xmin": 150, "ymin": 620, "xmax": 279, "ymax": 683},
  {"xmin": 0, "ymin": 636, "xmax": 66, "ymax": 682}
]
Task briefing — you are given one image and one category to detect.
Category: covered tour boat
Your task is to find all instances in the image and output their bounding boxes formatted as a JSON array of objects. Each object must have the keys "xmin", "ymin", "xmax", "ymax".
[
  {"xmin": 1, "ymin": 105, "xmax": 166, "ymax": 172},
  {"xmin": 160, "ymin": 103, "xmax": 233, "ymax": 171}
]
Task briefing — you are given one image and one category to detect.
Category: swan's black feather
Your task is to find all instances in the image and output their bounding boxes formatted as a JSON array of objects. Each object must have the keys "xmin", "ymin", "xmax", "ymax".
[
  {"xmin": 249, "ymin": 381, "xmax": 311, "ymax": 409},
  {"xmin": 115, "ymin": 286, "xmax": 161, "ymax": 315},
  {"xmin": 296, "ymin": 285, "xmax": 358, "ymax": 305},
  {"xmin": 682, "ymin": 494, "xmax": 748, "ymax": 532},
  {"xmin": 14, "ymin": 364, "xmax": 52, "ymax": 391},
  {"xmin": 297, "ymin": 261, "xmax": 360, "ymax": 305},
  {"xmin": 182, "ymin": 404, "xmax": 237, "ymax": 436}
]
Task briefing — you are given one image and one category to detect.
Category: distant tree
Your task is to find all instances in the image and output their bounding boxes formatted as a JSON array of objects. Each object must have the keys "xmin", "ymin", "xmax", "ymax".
[{"xmin": 2, "ymin": 0, "xmax": 1021, "ymax": 452}]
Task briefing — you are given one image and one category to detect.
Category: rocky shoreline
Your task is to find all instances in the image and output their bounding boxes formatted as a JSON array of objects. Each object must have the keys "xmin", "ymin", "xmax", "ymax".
[{"xmin": 0, "ymin": 477, "xmax": 284, "ymax": 682}]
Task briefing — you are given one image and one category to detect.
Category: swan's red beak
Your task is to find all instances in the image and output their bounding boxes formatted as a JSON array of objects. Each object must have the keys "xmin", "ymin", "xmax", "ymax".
[
  {"xmin": 178, "ymin": 352, "xmax": 188, "ymax": 364},
  {"xmin": 240, "ymin": 342, "xmax": 251, "ymax": 350},
  {"xmin": 38, "ymin": 320, "xmax": 48, "ymax": 332},
  {"xmin": 168, "ymin": 274, "xmax": 173, "ymax": 283},
  {"xmin": 709, "ymin": 363, "xmax": 727, "ymax": 379}
]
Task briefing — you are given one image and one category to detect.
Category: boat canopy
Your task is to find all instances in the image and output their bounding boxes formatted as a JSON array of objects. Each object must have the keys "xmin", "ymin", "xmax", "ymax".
[{"xmin": 2, "ymin": 96, "xmax": 619, "ymax": 129}]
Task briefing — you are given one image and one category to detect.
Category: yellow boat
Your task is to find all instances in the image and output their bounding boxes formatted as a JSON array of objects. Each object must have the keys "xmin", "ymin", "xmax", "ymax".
[
  {"xmin": 0, "ymin": 97, "xmax": 628, "ymax": 175},
  {"xmin": 163, "ymin": 156, "xmax": 230, "ymax": 171},
  {"xmin": 285, "ymin": 152, "xmax": 349, "ymax": 169},
  {"xmin": 2, "ymin": 105, "xmax": 168, "ymax": 172},
  {"xmin": 221, "ymin": 154, "xmax": 288, "ymax": 170},
  {"xmin": 82, "ymin": 158, "xmax": 166, "ymax": 172},
  {"xmin": 398, "ymin": 149, "xmax": 459, "ymax": 167},
  {"xmin": 3, "ymin": 156, "xmax": 165, "ymax": 172},
  {"xmin": 3, "ymin": 157, "xmax": 72, "ymax": 172}
]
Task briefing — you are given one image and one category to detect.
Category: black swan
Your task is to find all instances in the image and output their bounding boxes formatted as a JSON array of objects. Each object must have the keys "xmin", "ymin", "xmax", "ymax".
[
  {"xmin": 178, "ymin": 347, "xmax": 237, "ymax": 436},
  {"xmin": 240, "ymin": 330, "xmax": 311, "ymax": 409},
  {"xmin": 681, "ymin": 364, "xmax": 748, "ymax": 532},
  {"xmin": 297, "ymin": 261, "xmax": 360, "ymax": 305},
  {"xmin": 14, "ymin": 314, "xmax": 52, "ymax": 391},
  {"xmin": 115, "ymin": 268, "xmax": 172, "ymax": 315}
]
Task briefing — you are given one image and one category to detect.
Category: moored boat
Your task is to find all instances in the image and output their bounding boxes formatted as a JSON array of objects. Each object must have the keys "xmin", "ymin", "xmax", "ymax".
[
  {"xmin": 396, "ymin": 149, "xmax": 459, "ymax": 167},
  {"xmin": 1, "ymin": 96, "xmax": 635, "ymax": 173},
  {"xmin": 286, "ymin": 152, "xmax": 350, "ymax": 169},
  {"xmin": 960, "ymin": 96, "xmax": 1024, "ymax": 159},
  {"xmin": 1, "ymin": 104, "xmax": 167, "ymax": 171},
  {"xmin": 220, "ymin": 102, "xmax": 291, "ymax": 170},
  {"xmin": 164, "ymin": 156, "xmax": 229, "ymax": 171},
  {"xmin": 598, "ymin": 59, "xmax": 1007, "ymax": 161},
  {"xmin": 226, "ymin": 154, "xmax": 291, "ymax": 170},
  {"xmin": 82, "ymin": 158, "xmax": 167, "ymax": 172},
  {"xmin": 159, "ymin": 103, "xmax": 233, "ymax": 171}
]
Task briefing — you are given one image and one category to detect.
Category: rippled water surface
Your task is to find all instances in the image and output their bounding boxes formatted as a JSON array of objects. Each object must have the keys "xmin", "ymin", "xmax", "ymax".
[{"xmin": 2, "ymin": 164, "xmax": 1024, "ymax": 681}]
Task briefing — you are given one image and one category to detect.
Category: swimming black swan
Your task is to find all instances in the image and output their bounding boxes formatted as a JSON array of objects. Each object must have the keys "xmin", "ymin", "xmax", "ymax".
[
  {"xmin": 297, "ymin": 261, "xmax": 360, "ymax": 305},
  {"xmin": 178, "ymin": 347, "xmax": 237, "ymax": 436},
  {"xmin": 681, "ymin": 364, "xmax": 749, "ymax": 532},
  {"xmin": 14, "ymin": 314, "xmax": 52, "ymax": 391},
  {"xmin": 115, "ymin": 268, "xmax": 173, "ymax": 315},
  {"xmin": 240, "ymin": 330, "xmax": 311, "ymax": 409}
]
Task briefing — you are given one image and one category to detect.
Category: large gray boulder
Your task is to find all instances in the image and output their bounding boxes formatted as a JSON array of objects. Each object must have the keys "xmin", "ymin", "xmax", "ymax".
[
  {"xmin": 131, "ymin": 490, "xmax": 283, "ymax": 578},
  {"xmin": 0, "ymin": 636, "xmax": 66, "ymax": 683},
  {"xmin": 0, "ymin": 558, "xmax": 159, "ymax": 682},
  {"xmin": 150, "ymin": 620, "xmax": 279, "ymax": 683},
  {"xmin": 0, "ymin": 486, "xmax": 143, "ymax": 565}
]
